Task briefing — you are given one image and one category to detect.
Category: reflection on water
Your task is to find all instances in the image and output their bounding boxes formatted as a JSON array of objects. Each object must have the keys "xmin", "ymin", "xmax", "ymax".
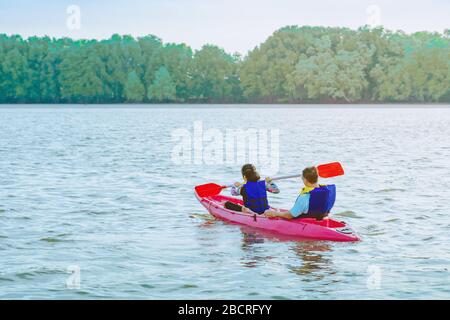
[
  {"xmin": 240, "ymin": 227, "xmax": 273, "ymax": 268},
  {"xmin": 288, "ymin": 242, "xmax": 334, "ymax": 279},
  {"xmin": 238, "ymin": 226, "xmax": 334, "ymax": 280},
  {"xmin": 241, "ymin": 229, "xmax": 266, "ymax": 247},
  {"xmin": 191, "ymin": 212, "xmax": 216, "ymax": 228}
]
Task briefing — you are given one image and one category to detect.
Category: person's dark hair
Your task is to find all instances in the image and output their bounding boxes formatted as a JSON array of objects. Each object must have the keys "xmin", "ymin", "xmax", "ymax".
[
  {"xmin": 241, "ymin": 164, "xmax": 260, "ymax": 182},
  {"xmin": 302, "ymin": 166, "xmax": 318, "ymax": 184}
]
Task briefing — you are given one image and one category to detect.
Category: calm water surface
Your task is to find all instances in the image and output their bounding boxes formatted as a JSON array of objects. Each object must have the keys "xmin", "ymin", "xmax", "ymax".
[{"xmin": 0, "ymin": 105, "xmax": 449, "ymax": 299}]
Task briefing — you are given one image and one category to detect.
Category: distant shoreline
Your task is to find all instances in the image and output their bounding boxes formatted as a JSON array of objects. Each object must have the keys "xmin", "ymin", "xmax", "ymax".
[
  {"xmin": 1, "ymin": 103, "xmax": 449, "ymax": 109},
  {"xmin": 1, "ymin": 27, "xmax": 448, "ymax": 105}
]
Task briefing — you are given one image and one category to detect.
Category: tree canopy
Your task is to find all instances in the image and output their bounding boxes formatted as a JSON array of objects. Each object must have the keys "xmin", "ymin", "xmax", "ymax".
[{"xmin": 0, "ymin": 27, "xmax": 449, "ymax": 104}]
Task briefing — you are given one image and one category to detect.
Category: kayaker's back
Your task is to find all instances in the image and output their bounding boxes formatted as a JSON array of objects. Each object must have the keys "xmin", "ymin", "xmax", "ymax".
[
  {"xmin": 241, "ymin": 180, "xmax": 270, "ymax": 214},
  {"xmin": 306, "ymin": 184, "xmax": 336, "ymax": 219}
]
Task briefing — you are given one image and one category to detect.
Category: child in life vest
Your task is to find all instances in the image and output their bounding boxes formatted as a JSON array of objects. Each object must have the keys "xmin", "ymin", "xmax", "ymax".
[
  {"xmin": 264, "ymin": 166, "xmax": 335, "ymax": 220},
  {"xmin": 226, "ymin": 164, "xmax": 280, "ymax": 214}
]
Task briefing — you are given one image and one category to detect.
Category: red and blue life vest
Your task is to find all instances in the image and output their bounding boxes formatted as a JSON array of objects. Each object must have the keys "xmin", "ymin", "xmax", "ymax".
[{"xmin": 242, "ymin": 181, "xmax": 270, "ymax": 214}]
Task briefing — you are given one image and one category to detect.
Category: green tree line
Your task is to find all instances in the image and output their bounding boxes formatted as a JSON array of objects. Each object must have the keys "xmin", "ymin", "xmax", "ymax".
[{"xmin": 1, "ymin": 26, "xmax": 449, "ymax": 103}]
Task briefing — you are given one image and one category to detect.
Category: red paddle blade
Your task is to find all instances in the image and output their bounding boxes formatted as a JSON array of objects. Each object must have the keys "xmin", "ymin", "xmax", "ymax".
[
  {"xmin": 195, "ymin": 183, "xmax": 226, "ymax": 197},
  {"xmin": 317, "ymin": 162, "xmax": 344, "ymax": 178}
]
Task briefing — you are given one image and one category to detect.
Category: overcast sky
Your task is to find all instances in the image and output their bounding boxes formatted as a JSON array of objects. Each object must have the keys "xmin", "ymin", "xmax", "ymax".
[{"xmin": 0, "ymin": 0, "xmax": 448, "ymax": 54}]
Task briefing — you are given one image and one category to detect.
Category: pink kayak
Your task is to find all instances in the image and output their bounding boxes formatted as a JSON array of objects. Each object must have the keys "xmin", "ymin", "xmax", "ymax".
[{"xmin": 195, "ymin": 192, "xmax": 360, "ymax": 242}]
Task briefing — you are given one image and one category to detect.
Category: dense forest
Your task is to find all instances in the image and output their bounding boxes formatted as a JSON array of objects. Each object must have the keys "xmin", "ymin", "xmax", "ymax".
[{"xmin": 0, "ymin": 26, "xmax": 449, "ymax": 104}]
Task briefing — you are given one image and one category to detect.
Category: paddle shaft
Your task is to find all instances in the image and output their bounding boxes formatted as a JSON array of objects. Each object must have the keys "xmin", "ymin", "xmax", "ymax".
[
  {"xmin": 222, "ymin": 174, "xmax": 302, "ymax": 188},
  {"xmin": 195, "ymin": 162, "xmax": 343, "ymax": 197}
]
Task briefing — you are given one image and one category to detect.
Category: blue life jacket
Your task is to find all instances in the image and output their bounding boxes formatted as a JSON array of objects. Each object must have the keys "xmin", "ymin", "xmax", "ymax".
[
  {"xmin": 307, "ymin": 185, "xmax": 336, "ymax": 216},
  {"xmin": 242, "ymin": 181, "xmax": 270, "ymax": 214}
]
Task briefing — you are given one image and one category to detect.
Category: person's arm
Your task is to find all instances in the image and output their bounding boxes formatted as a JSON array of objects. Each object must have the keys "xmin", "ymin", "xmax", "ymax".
[
  {"xmin": 231, "ymin": 182, "xmax": 243, "ymax": 196},
  {"xmin": 264, "ymin": 209, "xmax": 294, "ymax": 219},
  {"xmin": 288, "ymin": 194, "xmax": 309, "ymax": 218},
  {"xmin": 264, "ymin": 194, "xmax": 309, "ymax": 219},
  {"xmin": 265, "ymin": 177, "xmax": 280, "ymax": 194}
]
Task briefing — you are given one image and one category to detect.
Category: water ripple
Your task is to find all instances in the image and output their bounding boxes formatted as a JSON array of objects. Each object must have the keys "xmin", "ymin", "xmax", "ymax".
[{"xmin": 1, "ymin": 105, "xmax": 450, "ymax": 299}]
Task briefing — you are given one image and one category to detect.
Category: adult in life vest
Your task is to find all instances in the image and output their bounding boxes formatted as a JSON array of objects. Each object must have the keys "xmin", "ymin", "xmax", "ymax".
[
  {"xmin": 227, "ymin": 164, "xmax": 280, "ymax": 214},
  {"xmin": 264, "ymin": 166, "xmax": 336, "ymax": 220}
]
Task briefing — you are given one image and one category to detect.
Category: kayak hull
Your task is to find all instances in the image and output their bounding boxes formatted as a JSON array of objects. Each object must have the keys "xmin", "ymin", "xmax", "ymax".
[{"xmin": 195, "ymin": 192, "xmax": 360, "ymax": 242}]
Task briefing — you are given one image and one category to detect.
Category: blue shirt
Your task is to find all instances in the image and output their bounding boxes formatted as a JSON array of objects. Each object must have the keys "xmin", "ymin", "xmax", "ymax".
[{"xmin": 290, "ymin": 194, "xmax": 310, "ymax": 218}]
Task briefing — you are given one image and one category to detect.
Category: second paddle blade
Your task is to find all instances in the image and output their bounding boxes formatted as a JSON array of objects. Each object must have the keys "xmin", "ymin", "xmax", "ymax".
[
  {"xmin": 195, "ymin": 183, "xmax": 225, "ymax": 197},
  {"xmin": 317, "ymin": 162, "xmax": 344, "ymax": 178}
]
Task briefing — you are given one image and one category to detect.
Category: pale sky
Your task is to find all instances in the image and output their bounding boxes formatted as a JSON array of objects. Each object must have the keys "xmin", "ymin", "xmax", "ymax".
[{"xmin": 0, "ymin": 0, "xmax": 448, "ymax": 54}]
